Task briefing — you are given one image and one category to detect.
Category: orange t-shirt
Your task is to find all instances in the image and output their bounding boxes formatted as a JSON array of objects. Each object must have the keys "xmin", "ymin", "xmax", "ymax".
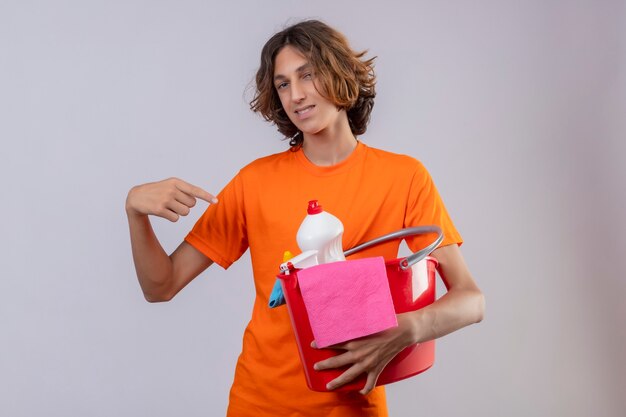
[{"xmin": 185, "ymin": 141, "xmax": 462, "ymax": 416}]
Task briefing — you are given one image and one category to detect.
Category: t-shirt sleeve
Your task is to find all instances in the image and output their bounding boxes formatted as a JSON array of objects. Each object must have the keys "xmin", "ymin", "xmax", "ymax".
[
  {"xmin": 184, "ymin": 172, "xmax": 248, "ymax": 269},
  {"xmin": 404, "ymin": 161, "xmax": 463, "ymax": 251}
]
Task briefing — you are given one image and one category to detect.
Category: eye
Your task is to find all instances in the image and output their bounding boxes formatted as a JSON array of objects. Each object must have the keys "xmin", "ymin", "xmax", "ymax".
[
  {"xmin": 303, "ymin": 73, "xmax": 312, "ymax": 80},
  {"xmin": 276, "ymin": 82, "xmax": 289, "ymax": 90}
]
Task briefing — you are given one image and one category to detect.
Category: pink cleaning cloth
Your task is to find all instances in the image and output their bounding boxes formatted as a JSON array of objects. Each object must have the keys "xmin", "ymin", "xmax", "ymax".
[{"xmin": 297, "ymin": 256, "xmax": 398, "ymax": 348}]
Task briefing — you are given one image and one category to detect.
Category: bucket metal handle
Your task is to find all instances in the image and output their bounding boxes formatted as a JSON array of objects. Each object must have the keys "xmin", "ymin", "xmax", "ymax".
[{"xmin": 343, "ymin": 226, "xmax": 443, "ymax": 271}]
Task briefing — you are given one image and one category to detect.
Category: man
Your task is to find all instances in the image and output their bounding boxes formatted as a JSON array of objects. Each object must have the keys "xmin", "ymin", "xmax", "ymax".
[{"xmin": 126, "ymin": 19, "xmax": 484, "ymax": 417}]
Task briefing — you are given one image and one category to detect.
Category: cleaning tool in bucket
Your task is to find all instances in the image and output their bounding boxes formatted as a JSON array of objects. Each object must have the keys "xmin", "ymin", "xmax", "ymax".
[
  {"xmin": 278, "ymin": 226, "xmax": 443, "ymax": 392},
  {"xmin": 297, "ymin": 256, "xmax": 398, "ymax": 348},
  {"xmin": 269, "ymin": 200, "xmax": 345, "ymax": 308},
  {"xmin": 268, "ymin": 251, "xmax": 294, "ymax": 308},
  {"xmin": 296, "ymin": 200, "xmax": 345, "ymax": 264}
]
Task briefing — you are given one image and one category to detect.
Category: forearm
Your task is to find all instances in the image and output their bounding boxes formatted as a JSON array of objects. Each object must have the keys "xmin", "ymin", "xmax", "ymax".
[
  {"xmin": 126, "ymin": 210, "xmax": 175, "ymax": 302},
  {"xmin": 406, "ymin": 287, "xmax": 485, "ymax": 344}
]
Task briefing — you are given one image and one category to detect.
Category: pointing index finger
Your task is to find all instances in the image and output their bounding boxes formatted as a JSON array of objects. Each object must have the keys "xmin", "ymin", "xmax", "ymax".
[{"xmin": 175, "ymin": 180, "xmax": 218, "ymax": 204}]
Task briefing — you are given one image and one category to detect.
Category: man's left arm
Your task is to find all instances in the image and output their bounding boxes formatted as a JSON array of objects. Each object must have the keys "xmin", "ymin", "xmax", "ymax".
[{"xmin": 313, "ymin": 244, "xmax": 485, "ymax": 394}]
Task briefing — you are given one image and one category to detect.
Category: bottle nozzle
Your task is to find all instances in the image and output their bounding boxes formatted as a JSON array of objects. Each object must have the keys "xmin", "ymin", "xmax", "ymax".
[{"xmin": 307, "ymin": 200, "xmax": 323, "ymax": 214}]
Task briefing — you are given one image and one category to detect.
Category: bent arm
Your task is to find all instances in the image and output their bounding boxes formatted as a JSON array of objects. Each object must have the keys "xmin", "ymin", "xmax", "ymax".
[
  {"xmin": 125, "ymin": 178, "xmax": 217, "ymax": 302},
  {"xmin": 313, "ymin": 243, "xmax": 484, "ymax": 394}
]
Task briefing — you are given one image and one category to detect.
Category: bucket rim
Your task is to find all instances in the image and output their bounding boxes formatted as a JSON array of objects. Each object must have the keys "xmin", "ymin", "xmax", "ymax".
[{"xmin": 385, "ymin": 255, "xmax": 438, "ymax": 268}]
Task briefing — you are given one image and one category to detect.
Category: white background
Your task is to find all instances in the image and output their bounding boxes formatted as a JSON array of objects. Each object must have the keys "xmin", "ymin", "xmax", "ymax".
[{"xmin": 1, "ymin": 1, "xmax": 625, "ymax": 416}]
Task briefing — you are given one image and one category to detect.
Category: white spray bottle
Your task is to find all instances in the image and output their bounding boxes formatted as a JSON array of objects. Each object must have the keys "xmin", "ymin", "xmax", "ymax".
[
  {"xmin": 297, "ymin": 200, "xmax": 345, "ymax": 264},
  {"xmin": 279, "ymin": 200, "xmax": 345, "ymax": 274},
  {"xmin": 272, "ymin": 200, "xmax": 345, "ymax": 307}
]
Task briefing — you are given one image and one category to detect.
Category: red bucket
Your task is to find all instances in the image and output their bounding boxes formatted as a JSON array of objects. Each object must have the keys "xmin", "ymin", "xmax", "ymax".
[{"xmin": 277, "ymin": 227, "xmax": 442, "ymax": 392}]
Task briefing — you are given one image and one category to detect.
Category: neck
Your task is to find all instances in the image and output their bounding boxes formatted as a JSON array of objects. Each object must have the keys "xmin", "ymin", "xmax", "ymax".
[{"xmin": 301, "ymin": 112, "xmax": 357, "ymax": 166}]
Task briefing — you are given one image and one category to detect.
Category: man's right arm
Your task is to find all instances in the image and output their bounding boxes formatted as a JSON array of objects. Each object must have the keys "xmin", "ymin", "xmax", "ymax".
[{"xmin": 125, "ymin": 178, "xmax": 217, "ymax": 302}]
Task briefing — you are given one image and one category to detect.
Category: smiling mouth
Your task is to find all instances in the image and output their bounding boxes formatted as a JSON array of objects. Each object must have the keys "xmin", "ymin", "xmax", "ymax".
[{"xmin": 295, "ymin": 105, "xmax": 315, "ymax": 115}]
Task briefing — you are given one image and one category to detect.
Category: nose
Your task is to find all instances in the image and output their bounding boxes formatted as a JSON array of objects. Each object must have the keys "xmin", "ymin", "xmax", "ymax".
[{"xmin": 290, "ymin": 79, "xmax": 306, "ymax": 103}]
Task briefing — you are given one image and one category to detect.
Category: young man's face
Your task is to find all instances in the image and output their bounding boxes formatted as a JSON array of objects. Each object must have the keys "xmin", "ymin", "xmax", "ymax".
[{"xmin": 273, "ymin": 45, "xmax": 343, "ymax": 138}]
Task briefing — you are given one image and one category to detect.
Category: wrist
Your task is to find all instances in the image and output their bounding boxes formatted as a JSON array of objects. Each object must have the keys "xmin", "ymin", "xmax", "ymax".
[
  {"xmin": 397, "ymin": 311, "xmax": 422, "ymax": 346},
  {"xmin": 125, "ymin": 187, "xmax": 143, "ymax": 218}
]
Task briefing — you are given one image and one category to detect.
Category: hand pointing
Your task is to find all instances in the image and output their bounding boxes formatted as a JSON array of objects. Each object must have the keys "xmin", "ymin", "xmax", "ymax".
[{"xmin": 125, "ymin": 177, "xmax": 217, "ymax": 222}]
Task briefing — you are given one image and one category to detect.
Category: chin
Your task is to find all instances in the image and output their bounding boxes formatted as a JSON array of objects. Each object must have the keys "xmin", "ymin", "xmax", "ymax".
[{"xmin": 296, "ymin": 125, "xmax": 323, "ymax": 137}]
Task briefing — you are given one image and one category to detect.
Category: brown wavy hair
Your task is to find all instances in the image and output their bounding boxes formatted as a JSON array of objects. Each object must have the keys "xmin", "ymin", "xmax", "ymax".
[{"xmin": 250, "ymin": 20, "xmax": 376, "ymax": 148}]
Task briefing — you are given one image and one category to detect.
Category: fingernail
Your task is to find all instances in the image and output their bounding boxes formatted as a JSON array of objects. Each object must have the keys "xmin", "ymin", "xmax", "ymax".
[{"xmin": 211, "ymin": 198, "xmax": 218, "ymax": 204}]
